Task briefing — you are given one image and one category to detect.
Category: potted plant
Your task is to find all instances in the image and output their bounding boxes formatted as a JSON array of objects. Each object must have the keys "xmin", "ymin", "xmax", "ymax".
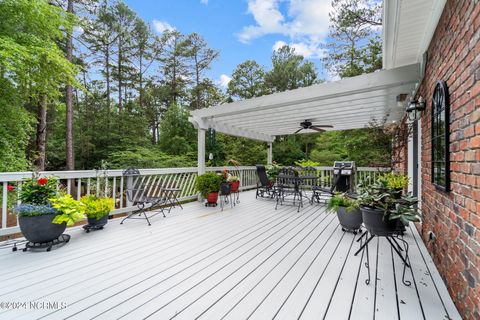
[
  {"xmin": 266, "ymin": 162, "xmax": 280, "ymax": 186},
  {"xmin": 195, "ymin": 172, "xmax": 222, "ymax": 206},
  {"xmin": 14, "ymin": 177, "xmax": 84, "ymax": 244},
  {"xmin": 326, "ymin": 193, "xmax": 362, "ymax": 233},
  {"xmin": 81, "ymin": 195, "xmax": 114, "ymax": 230},
  {"xmin": 220, "ymin": 169, "xmax": 231, "ymax": 196},
  {"xmin": 356, "ymin": 173, "xmax": 420, "ymax": 236},
  {"xmin": 228, "ymin": 175, "xmax": 240, "ymax": 192}
]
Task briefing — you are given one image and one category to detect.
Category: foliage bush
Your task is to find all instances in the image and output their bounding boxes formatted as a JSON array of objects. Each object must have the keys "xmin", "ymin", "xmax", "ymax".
[
  {"xmin": 49, "ymin": 194, "xmax": 85, "ymax": 226},
  {"xmin": 294, "ymin": 159, "xmax": 320, "ymax": 167},
  {"xmin": 19, "ymin": 177, "xmax": 57, "ymax": 205},
  {"xmin": 378, "ymin": 172, "xmax": 409, "ymax": 190},
  {"xmin": 81, "ymin": 195, "xmax": 114, "ymax": 220},
  {"xmin": 356, "ymin": 176, "xmax": 420, "ymax": 224},
  {"xmin": 14, "ymin": 204, "xmax": 57, "ymax": 217},
  {"xmin": 195, "ymin": 172, "xmax": 221, "ymax": 198},
  {"xmin": 326, "ymin": 193, "xmax": 359, "ymax": 213},
  {"xmin": 106, "ymin": 147, "xmax": 196, "ymax": 169}
]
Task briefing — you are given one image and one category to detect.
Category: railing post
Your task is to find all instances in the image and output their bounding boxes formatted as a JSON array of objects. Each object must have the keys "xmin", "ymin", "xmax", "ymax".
[
  {"xmin": 126, "ymin": 175, "xmax": 133, "ymax": 208},
  {"xmin": 197, "ymin": 128, "xmax": 206, "ymax": 201}
]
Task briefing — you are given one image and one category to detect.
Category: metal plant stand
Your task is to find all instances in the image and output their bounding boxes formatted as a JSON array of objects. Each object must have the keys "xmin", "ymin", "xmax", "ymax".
[
  {"xmin": 163, "ymin": 187, "xmax": 183, "ymax": 212},
  {"xmin": 22, "ymin": 234, "xmax": 71, "ymax": 252},
  {"xmin": 355, "ymin": 231, "xmax": 411, "ymax": 286}
]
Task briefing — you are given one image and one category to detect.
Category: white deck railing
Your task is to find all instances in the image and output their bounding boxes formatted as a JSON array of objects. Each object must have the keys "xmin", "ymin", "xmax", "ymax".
[{"xmin": 0, "ymin": 166, "xmax": 388, "ymax": 237}]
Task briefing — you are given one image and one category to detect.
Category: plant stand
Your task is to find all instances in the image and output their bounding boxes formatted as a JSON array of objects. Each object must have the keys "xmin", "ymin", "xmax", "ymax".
[
  {"xmin": 22, "ymin": 234, "xmax": 70, "ymax": 252},
  {"xmin": 83, "ymin": 224, "xmax": 105, "ymax": 233},
  {"xmin": 354, "ymin": 231, "xmax": 411, "ymax": 286}
]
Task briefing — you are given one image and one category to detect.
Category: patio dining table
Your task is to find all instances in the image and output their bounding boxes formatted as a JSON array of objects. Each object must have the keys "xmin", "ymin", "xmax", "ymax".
[{"xmin": 276, "ymin": 174, "xmax": 319, "ymax": 203}]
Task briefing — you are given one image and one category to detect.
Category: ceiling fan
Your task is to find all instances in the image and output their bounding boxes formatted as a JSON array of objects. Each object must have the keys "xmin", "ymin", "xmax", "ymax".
[{"xmin": 294, "ymin": 120, "xmax": 333, "ymax": 134}]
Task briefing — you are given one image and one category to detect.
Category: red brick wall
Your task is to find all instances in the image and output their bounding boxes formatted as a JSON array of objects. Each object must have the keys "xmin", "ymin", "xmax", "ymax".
[{"xmin": 416, "ymin": 0, "xmax": 480, "ymax": 318}]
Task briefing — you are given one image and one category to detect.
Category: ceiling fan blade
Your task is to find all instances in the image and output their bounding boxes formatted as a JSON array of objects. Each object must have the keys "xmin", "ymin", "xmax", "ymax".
[
  {"xmin": 293, "ymin": 128, "xmax": 303, "ymax": 134},
  {"xmin": 311, "ymin": 125, "xmax": 334, "ymax": 128},
  {"xmin": 310, "ymin": 127, "xmax": 326, "ymax": 132}
]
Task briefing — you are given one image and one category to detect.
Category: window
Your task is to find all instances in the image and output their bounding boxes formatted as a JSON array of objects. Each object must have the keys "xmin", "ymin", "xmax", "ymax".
[{"xmin": 431, "ymin": 81, "xmax": 450, "ymax": 191}]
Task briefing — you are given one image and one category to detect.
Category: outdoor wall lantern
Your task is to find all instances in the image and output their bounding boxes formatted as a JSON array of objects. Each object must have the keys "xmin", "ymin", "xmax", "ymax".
[{"xmin": 406, "ymin": 96, "xmax": 425, "ymax": 121}]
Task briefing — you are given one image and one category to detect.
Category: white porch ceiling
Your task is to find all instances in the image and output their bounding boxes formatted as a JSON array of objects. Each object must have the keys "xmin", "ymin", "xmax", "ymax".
[
  {"xmin": 383, "ymin": 0, "xmax": 447, "ymax": 69},
  {"xmin": 190, "ymin": 64, "xmax": 421, "ymax": 142}
]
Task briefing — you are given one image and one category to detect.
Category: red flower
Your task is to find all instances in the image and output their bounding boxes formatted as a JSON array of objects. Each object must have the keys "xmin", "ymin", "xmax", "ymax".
[
  {"xmin": 7, "ymin": 185, "xmax": 14, "ymax": 192},
  {"xmin": 38, "ymin": 177, "xmax": 48, "ymax": 186}
]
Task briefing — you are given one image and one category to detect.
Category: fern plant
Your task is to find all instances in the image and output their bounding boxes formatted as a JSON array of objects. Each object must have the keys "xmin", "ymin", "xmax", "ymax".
[{"xmin": 326, "ymin": 193, "xmax": 359, "ymax": 213}]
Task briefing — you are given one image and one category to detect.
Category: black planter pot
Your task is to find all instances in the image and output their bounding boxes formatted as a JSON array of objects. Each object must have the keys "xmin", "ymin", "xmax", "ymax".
[
  {"xmin": 337, "ymin": 206, "xmax": 362, "ymax": 231},
  {"xmin": 87, "ymin": 214, "xmax": 109, "ymax": 228},
  {"xmin": 361, "ymin": 207, "xmax": 399, "ymax": 236},
  {"xmin": 220, "ymin": 182, "xmax": 231, "ymax": 196},
  {"xmin": 18, "ymin": 214, "xmax": 66, "ymax": 243}
]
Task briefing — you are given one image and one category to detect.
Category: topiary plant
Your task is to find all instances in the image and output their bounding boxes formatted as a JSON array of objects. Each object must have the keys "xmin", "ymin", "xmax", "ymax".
[{"xmin": 195, "ymin": 172, "xmax": 222, "ymax": 198}]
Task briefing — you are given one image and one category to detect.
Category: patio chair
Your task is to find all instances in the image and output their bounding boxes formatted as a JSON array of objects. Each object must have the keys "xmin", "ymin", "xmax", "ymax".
[
  {"xmin": 275, "ymin": 167, "xmax": 303, "ymax": 212},
  {"xmin": 121, "ymin": 168, "xmax": 167, "ymax": 226},
  {"xmin": 255, "ymin": 165, "xmax": 274, "ymax": 199}
]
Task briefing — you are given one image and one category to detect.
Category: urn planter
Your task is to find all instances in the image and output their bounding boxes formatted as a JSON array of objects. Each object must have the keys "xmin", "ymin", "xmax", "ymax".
[
  {"xmin": 18, "ymin": 214, "xmax": 66, "ymax": 243},
  {"xmin": 337, "ymin": 206, "xmax": 363, "ymax": 232},
  {"xmin": 361, "ymin": 207, "xmax": 398, "ymax": 236}
]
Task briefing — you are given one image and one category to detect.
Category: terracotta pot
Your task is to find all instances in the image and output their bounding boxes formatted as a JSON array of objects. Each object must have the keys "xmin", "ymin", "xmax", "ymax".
[
  {"xmin": 207, "ymin": 192, "xmax": 219, "ymax": 204},
  {"xmin": 229, "ymin": 181, "xmax": 240, "ymax": 192}
]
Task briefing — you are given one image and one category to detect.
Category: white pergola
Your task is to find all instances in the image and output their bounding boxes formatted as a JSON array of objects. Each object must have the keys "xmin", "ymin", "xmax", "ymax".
[{"xmin": 189, "ymin": 63, "xmax": 421, "ymax": 174}]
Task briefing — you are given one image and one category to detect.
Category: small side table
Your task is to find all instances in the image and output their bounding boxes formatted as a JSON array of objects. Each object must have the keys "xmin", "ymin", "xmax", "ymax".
[{"xmin": 162, "ymin": 187, "xmax": 183, "ymax": 212}]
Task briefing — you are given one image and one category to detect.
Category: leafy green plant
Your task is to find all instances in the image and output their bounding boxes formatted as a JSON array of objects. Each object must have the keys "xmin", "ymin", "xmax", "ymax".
[
  {"xmin": 266, "ymin": 163, "xmax": 281, "ymax": 181},
  {"xmin": 49, "ymin": 194, "xmax": 85, "ymax": 226},
  {"xmin": 326, "ymin": 193, "xmax": 359, "ymax": 213},
  {"xmin": 379, "ymin": 172, "xmax": 409, "ymax": 190},
  {"xmin": 81, "ymin": 195, "xmax": 114, "ymax": 220},
  {"xmin": 356, "ymin": 177, "xmax": 421, "ymax": 224},
  {"xmin": 195, "ymin": 172, "xmax": 222, "ymax": 198},
  {"xmin": 19, "ymin": 177, "xmax": 57, "ymax": 205},
  {"xmin": 294, "ymin": 159, "xmax": 320, "ymax": 167},
  {"xmin": 227, "ymin": 175, "xmax": 240, "ymax": 182}
]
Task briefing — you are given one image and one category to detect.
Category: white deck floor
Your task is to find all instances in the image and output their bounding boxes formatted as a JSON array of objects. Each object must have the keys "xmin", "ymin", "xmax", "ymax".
[{"xmin": 0, "ymin": 191, "xmax": 460, "ymax": 320}]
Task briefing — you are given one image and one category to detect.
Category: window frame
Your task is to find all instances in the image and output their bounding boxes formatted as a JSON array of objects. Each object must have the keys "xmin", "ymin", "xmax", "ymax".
[{"xmin": 431, "ymin": 80, "xmax": 450, "ymax": 192}]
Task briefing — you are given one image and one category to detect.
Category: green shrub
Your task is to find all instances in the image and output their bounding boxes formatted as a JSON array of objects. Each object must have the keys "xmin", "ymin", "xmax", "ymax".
[
  {"xmin": 378, "ymin": 172, "xmax": 409, "ymax": 190},
  {"xmin": 49, "ymin": 194, "xmax": 85, "ymax": 226},
  {"xmin": 81, "ymin": 195, "xmax": 114, "ymax": 220},
  {"xmin": 195, "ymin": 172, "xmax": 221, "ymax": 198},
  {"xmin": 294, "ymin": 159, "xmax": 320, "ymax": 167},
  {"xmin": 19, "ymin": 177, "xmax": 57, "ymax": 205},
  {"xmin": 326, "ymin": 193, "xmax": 358, "ymax": 213}
]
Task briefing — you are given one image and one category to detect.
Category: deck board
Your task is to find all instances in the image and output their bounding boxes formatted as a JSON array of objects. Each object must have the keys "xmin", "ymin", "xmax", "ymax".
[{"xmin": 0, "ymin": 190, "xmax": 461, "ymax": 320}]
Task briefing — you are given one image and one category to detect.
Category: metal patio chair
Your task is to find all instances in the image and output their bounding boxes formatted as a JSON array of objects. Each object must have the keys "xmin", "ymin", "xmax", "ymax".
[
  {"xmin": 121, "ymin": 168, "xmax": 167, "ymax": 226},
  {"xmin": 255, "ymin": 165, "xmax": 275, "ymax": 198}
]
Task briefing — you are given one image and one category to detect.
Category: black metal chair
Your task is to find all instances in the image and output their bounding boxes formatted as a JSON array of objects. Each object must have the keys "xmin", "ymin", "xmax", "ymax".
[
  {"xmin": 310, "ymin": 172, "xmax": 340, "ymax": 204},
  {"xmin": 275, "ymin": 167, "xmax": 303, "ymax": 212},
  {"xmin": 121, "ymin": 168, "xmax": 167, "ymax": 226},
  {"xmin": 255, "ymin": 165, "xmax": 274, "ymax": 198}
]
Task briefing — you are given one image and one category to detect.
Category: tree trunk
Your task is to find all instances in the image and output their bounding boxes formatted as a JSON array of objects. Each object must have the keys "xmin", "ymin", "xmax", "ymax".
[
  {"xmin": 65, "ymin": 0, "xmax": 75, "ymax": 170},
  {"xmin": 118, "ymin": 35, "xmax": 123, "ymax": 111},
  {"xmin": 35, "ymin": 97, "xmax": 48, "ymax": 171},
  {"xmin": 105, "ymin": 46, "xmax": 111, "ymax": 113},
  {"xmin": 195, "ymin": 54, "xmax": 200, "ymax": 109}
]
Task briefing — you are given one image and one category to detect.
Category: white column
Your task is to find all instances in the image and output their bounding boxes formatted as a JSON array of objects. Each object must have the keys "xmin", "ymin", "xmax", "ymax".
[
  {"xmin": 197, "ymin": 128, "xmax": 206, "ymax": 200},
  {"xmin": 267, "ymin": 142, "xmax": 273, "ymax": 165}
]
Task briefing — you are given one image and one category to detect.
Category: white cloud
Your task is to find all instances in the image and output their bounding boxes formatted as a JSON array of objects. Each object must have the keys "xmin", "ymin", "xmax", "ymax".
[
  {"xmin": 152, "ymin": 19, "xmax": 175, "ymax": 33},
  {"xmin": 272, "ymin": 40, "xmax": 326, "ymax": 59},
  {"xmin": 219, "ymin": 74, "xmax": 232, "ymax": 88},
  {"xmin": 200, "ymin": 0, "xmax": 209, "ymax": 4},
  {"xmin": 238, "ymin": 0, "xmax": 332, "ymax": 59}
]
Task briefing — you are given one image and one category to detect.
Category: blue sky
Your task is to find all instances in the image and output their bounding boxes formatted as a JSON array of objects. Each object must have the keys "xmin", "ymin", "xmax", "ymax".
[{"xmin": 124, "ymin": 0, "xmax": 334, "ymax": 88}]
